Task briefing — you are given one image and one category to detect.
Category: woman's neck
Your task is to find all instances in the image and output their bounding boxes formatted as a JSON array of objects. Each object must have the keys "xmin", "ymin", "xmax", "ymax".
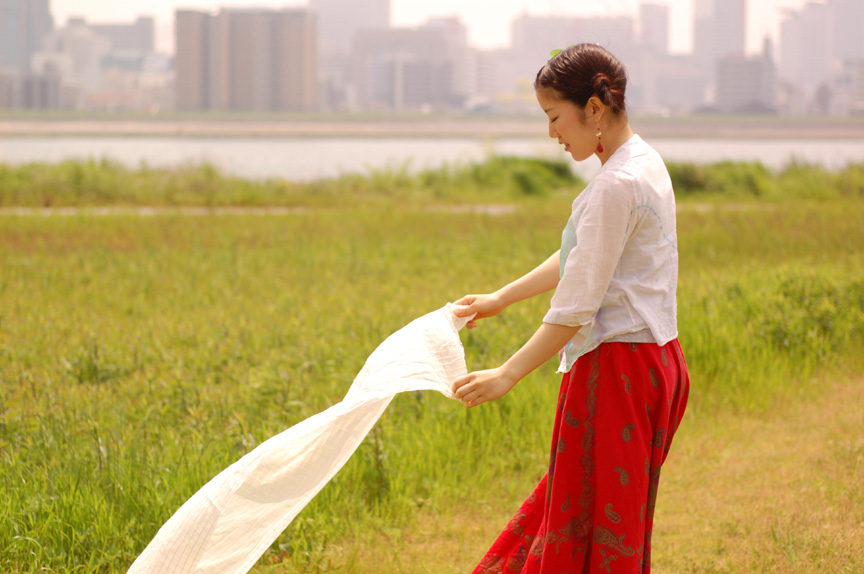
[{"xmin": 596, "ymin": 115, "xmax": 635, "ymax": 165}]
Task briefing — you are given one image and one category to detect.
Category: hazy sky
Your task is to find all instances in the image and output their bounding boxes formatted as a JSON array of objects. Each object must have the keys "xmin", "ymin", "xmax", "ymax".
[{"xmin": 50, "ymin": 0, "xmax": 814, "ymax": 55}]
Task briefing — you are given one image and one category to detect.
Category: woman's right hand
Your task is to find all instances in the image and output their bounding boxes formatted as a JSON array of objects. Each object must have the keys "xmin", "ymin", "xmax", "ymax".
[{"xmin": 453, "ymin": 292, "xmax": 507, "ymax": 329}]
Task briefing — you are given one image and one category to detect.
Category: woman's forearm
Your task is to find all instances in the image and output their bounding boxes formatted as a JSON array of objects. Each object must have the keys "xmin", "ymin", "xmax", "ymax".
[
  {"xmin": 501, "ymin": 322, "xmax": 581, "ymax": 383},
  {"xmin": 452, "ymin": 320, "xmax": 581, "ymax": 407},
  {"xmin": 496, "ymin": 250, "xmax": 561, "ymax": 307}
]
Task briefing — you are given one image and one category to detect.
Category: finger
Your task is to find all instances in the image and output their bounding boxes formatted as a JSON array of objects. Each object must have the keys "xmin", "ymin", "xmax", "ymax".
[
  {"xmin": 460, "ymin": 388, "xmax": 478, "ymax": 403},
  {"xmin": 454, "ymin": 306, "xmax": 475, "ymax": 317},
  {"xmin": 452, "ymin": 296, "xmax": 476, "ymax": 312},
  {"xmin": 466, "ymin": 320, "xmax": 477, "ymax": 329},
  {"xmin": 452, "ymin": 375, "xmax": 472, "ymax": 394},
  {"xmin": 458, "ymin": 383, "xmax": 482, "ymax": 402},
  {"xmin": 462, "ymin": 391, "xmax": 479, "ymax": 406},
  {"xmin": 465, "ymin": 394, "xmax": 486, "ymax": 409}
]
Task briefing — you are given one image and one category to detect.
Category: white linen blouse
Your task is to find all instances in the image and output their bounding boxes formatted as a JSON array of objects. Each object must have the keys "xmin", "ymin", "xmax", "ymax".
[{"xmin": 544, "ymin": 134, "xmax": 679, "ymax": 373}]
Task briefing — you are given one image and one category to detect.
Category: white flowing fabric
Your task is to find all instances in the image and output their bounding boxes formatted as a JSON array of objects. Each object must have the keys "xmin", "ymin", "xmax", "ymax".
[{"xmin": 127, "ymin": 304, "xmax": 472, "ymax": 574}]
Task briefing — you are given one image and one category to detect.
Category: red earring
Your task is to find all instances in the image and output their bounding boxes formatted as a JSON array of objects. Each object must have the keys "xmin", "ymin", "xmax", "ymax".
[{"xmin": 596, "ymin": 129, "xmax": 604, "ymax": 153}]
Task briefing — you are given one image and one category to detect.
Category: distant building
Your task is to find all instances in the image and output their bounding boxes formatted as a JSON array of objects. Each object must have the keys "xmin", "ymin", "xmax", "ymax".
[
  {"xmin": 419, "ymin": 17, "xmax": 472, "ymax": 103},
  {"xmin": 20, "ymin": 62, "xmax": 62, "ymax": 108},
  {"xmin": 639, "ymin": 3, "xmax": 669, "ymax": 55},
  {"xmin": 852, "ymin": 59, "xmax": 864, "ymax": 115},
  {"xmin": 14, "ymin": 15, "xmax": 171, "ymax": 112},
  {"xmin": 0, "ymin": 69, "xmax": 19, "ymax": 107},
  {"xmin": 309, "ymin": 0, "xmax": 390, "ymax": 109},
  {"xmin": 714, "ymin": 0, "xmax": 746, "ymax": 59},
  {"xmin": 174, "ymin": 10, "xmax": 209, "ymax": 110},
  {"xmin": 830, "ymin": 0, "xmax": 864, "ymax": 63},
  {"xmin": 511, "ymin": 13, "xmax": 635, "ymax": 62},
  {"xmin": 175, "ymin": 8, "xmax": 317, "ymax": 112},
  {"xmin": 715, "ymin": 40, "xmax": 776, "ymax": 114},
  {"xmin": 779, "ymin": 3, "xmax": 832, "ymax": 98},
  {"xmin": 34, "ymin": 20, "xmax": 111, "ymax": 91},
  {"xmin": 352, "ymin": 27, "xmax": 459, "ymax": 111},
  {"xmin": 694, "ymin": 0, "xmax": 746, "ymax": 66},
  {"xmin": 628, "ymin": 50, "xmax": 709, "ymax": 115},
  {"xmin": 309, "ymin": 0, "xmax": 389, "ymax": 53},
  {"xmin": 466, "ymin": 47, "xmax": 503, "ymax": 111},
  {"xmin": 691, "ymin": 0, "xmax": 753, "ymax": 113},
  {"xmin": 692, "ymin": 0, "xmax": 713, "ymax": 66},
  {"xmin": 630, "ymin": 2, "xmax": 680, "ymax": 114},
  {"xmin": 87, "ymin": 16, "xmax": 155, "ymax": 53},
  {"xmin": 0, "ymin": 0, "xmax": 53, "ymax": 73},
  {"xmin": 777, "ymin": 0, "xmax": 864, "ymax": 115}
]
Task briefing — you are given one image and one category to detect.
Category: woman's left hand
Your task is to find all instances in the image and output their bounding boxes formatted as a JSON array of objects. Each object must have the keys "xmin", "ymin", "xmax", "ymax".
[{"xmin": 452, "ymin": 367, "xmax": 517, "ymax": 408}]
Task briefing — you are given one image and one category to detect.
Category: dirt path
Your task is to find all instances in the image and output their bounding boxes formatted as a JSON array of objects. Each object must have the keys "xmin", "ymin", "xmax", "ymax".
[
  {"xmin": 0, "ymin": 205, "xmax": 517, "ymax": 217},
  {"xmin": 654, "ymin": 376, "xmax": 864, "ymax": 573}
]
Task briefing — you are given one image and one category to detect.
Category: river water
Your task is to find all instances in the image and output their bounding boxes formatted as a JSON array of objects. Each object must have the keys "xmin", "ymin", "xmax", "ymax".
[{"xmin": 1, "ymin": 136, "xmax": 862, "ymax": 182}]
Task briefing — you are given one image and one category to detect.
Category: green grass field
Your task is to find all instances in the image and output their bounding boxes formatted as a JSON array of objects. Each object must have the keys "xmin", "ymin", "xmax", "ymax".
[{"xmin": 1, "ymin": 158, "xmax": 863, "ymax": 573}]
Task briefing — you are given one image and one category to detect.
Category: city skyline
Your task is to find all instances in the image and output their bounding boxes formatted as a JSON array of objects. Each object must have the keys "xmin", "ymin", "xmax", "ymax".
[
  {"xmin": 50, "ymin": 0, "xmax": 814, "ymax": 56},
  {"xmin": 6, "ymin": 0, "xmax": 861, "ymax": 115}
]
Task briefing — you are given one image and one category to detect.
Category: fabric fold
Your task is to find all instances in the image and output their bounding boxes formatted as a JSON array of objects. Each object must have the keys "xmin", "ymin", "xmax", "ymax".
[{"xmin": 128, "ymin": 303, "xmax": 472, "ymax": 574}]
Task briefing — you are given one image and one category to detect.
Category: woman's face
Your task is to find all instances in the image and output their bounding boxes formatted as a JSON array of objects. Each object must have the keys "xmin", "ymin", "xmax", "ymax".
[{"xmin": 536, "ymin": 87, "xmax": 598, "ymax": 162}]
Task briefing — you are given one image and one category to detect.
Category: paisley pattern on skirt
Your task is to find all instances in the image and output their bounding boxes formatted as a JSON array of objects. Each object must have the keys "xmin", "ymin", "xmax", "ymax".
[{"xmin": 471, "ymin": 340, "xmax": 689, "ymax": 574}]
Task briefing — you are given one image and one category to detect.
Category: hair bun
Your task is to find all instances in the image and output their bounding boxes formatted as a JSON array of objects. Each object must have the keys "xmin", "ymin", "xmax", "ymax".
[
  {"xmin": 534, "ymin": 44, "xmax": 628, "ymax": 116},
  {"xmin": 592, "ymin": 73, "xmax": 611, "ymax": 102},
  {"xmin": 592, "ymin": 73, "xmax": 610, "ymax": 90}
]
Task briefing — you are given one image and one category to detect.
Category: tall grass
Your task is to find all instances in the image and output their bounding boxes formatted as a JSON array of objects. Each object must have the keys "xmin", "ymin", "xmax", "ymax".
[
  {"xmin": 2, "ymin": 155, "xmax": 864, "ymax": 208},
  {"xmin": 1, "ymin": 163, "xmax": 862, "ymax": 572},
  {"xmin": 0, "ymin": 156, "xmax": 580, "ymax": 208},
  {"xmin": 668, "ymin": 160, "xmax": 864, "ymax": 200}
]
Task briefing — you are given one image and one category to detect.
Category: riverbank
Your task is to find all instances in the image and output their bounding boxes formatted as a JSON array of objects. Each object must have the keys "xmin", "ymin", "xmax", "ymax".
[{"xmin": 3, "ymin": 114, "xmax": 864, "ymax": 139}]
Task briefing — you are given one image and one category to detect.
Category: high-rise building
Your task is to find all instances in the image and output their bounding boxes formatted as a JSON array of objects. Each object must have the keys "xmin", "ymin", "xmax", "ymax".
[
  {"xmin": 175, "ymin": 10, "xmax": 210, "ymax": 110},
  {"xmin": 32, "ymin": 20, "xmax": 111, "ymax": 91},
  {"xmin": 779, "ymin": 3, "xmax": 832, "ymax": 96},
  {"xmin": 20, "ymin": 60, "xmax": 63, "ymax": 108},
  {"xmin": 715, "ymin": 40, "xmax": 775, "ymax": 113},
  {"xmin": 777, "ymin": 0, "xmax": 864, "ymax": 114},
  {"xmin": 174, "ymin": 8, "xmax": 317, "ymax": 111},
  {"xmin": 852, "ymin": 59, "xmax": 864, "ymax": 114},
  {"xmin": 273, "ymin": 10, "xmax": 318, "ymax": 111},
  {"xmin": 511, "ymin": 14, "xmax": 635, "ymax": 58},
  {"xmin": 692, "ymin": 0, "xmax": 714, "ymax": 65},
  {"xmin": 308, "ymin": 0, "xmax": 390, "ymax": 110},
  {"xmin": 639, "ymin": 3, "xmax": 669, "ymax": 54},
  {"xmin": 309, "ymin": 0, "xmax": 389, "ymax": 53},
  {"xmin": 89, "ymin": 16, "xmax": 155, "ymax": 53},
  {"xmin": 0, "ymin": 0, "xmax": 53, "ymax": 73},
  {"xmin": 419, "ymin": 17, "xmax": 471, "ymax": 101},
  {"xmin": 226, "ymin": 9, "xmax": 276, "ymax": 111},
  {"xmin": 714, "ymin": 0, "xmax": 746, "ymax": 59},
  {"xmin": 693, "ymin": 0, "xmax": 746, "ymax": 65},
  {"xmin": 829, "ymin": 0, "xmax": 864, "ymax": 62},
  {"xmin": 352, "ymin": 27, "xmax": 457, "ymax": 111}
]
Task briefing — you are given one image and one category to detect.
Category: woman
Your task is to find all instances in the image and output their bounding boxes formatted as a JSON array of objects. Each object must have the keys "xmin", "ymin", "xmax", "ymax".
[{"xmin": 452, "ymin": 44, "xmax": 690, "ymax": 574}]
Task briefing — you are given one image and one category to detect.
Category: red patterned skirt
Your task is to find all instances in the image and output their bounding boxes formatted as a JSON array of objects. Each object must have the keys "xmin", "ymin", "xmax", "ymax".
[{"xmin": 472, "ymin": 340, "xmax": 690, "ymax": 574}]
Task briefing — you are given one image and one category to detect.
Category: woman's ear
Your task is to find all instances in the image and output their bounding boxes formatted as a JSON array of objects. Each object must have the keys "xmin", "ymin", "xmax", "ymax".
[{"xmin": 585, "ymin": 96, "xmax": 604, "ymax": 123}]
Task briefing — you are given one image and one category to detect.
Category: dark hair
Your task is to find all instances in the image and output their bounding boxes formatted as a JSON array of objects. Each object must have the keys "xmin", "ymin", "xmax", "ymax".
[{"xmin": 534, "ymin": 44, "xmax": 627, "ymax": 116}]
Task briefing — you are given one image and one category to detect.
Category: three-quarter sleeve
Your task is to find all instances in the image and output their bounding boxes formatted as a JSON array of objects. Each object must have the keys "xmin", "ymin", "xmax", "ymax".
[{"xmin": 544, "ymin": 174, "xmax": 638, "ymax": 329}]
